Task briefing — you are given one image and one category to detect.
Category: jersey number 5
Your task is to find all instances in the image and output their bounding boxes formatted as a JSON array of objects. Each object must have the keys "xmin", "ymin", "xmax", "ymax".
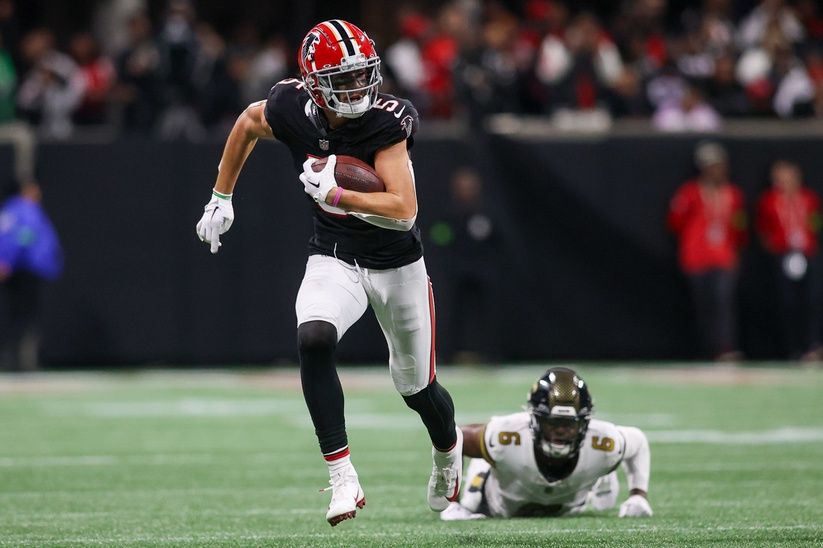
[
  {"xmin": 276, "ymin": 78, "xmax": 305, "ymax": 89},
  {"xmin": 591, "ymin": 436, "xmax": 615, "ymax": 452}
]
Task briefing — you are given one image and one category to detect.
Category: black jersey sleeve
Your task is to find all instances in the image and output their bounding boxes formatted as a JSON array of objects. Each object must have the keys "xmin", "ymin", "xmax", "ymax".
[
  {"xmin": 263, "ymin": 78, "xmax": 306, "ymax": 142},
  {"xmin": 368, "ymin": 96, "xmax": 420, "ymax": 152}
]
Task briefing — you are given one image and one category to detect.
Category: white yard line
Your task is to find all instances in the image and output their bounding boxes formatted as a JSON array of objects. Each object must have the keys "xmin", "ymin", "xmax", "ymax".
[
  {"xmin": 1, "ymin": 425, "xmax": 822, "ymax": 471},
  {"xmin": 647, "ymin": 427, "xmax": 823, "ymax": 444}
]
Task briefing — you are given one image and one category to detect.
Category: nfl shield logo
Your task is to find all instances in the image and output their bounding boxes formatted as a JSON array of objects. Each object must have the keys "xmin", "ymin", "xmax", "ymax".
[{"xmin": 319, "ymin": 139, "xmax": 329, "ymax": 151}]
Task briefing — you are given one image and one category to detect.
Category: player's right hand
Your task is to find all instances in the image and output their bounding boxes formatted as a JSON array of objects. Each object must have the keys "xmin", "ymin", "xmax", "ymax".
[
  {"xmin": 300, "ymin": 155, "xmax": 338, "ymax": 203},
  {"xmin": 619, "ymin": 494, "xmax": 653, "ymax": 517},
  {"xmin": 196, "ymin": 190, "xmax": 234, "ymax": 254}
]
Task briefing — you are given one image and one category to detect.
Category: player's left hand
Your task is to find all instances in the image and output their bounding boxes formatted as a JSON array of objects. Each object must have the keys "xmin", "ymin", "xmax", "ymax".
[
  {"xmin": 300, "ymin": 155, "xmax": 338, "ymax": 203},
  {"xmin": 619, "ymin": 494, "xmax": 653, "ymax": 518}
]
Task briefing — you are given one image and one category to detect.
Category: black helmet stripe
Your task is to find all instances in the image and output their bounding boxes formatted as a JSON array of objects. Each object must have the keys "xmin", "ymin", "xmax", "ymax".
[{"xmin": 328, "ymin": 19, "xmax": 356, "ymax": 56}]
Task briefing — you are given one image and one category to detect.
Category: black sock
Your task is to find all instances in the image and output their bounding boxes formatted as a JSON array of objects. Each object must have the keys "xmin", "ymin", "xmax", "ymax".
[
  {"xmin": 402, "ymin": 378, "xmax": 457, "ymax": 451},
  {"xmin": 298, "ymin": 321, "xmax": 347, "ymax": 455}
]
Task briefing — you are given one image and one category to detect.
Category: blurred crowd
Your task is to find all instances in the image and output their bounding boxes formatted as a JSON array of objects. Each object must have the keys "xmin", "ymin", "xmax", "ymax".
[
  {"xmin": 2, "ymin": 0, "xmax": 290, "ymax": 139},
  {"xmin": 387, "ymin": 0, "xmax": 823, "ymax": 129},
  {"xmin": 2, "ymin": 0, "xmax": 823, "ymax": 139}
]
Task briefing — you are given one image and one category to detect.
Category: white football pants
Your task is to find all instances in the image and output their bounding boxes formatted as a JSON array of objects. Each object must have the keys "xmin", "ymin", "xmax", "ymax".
[{"xmin": 295, "ymin": 255, "xmax": 436, "ymax": 396}]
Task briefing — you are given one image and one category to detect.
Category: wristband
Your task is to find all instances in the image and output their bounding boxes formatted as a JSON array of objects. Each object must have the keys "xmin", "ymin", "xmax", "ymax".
[
  {"xmin": 331, "ymin": 187, "xmax": 344, "ymax": 207},
  {"xmin": 212, "ymin": 189, "xmax": 232, "ymax": 200}
]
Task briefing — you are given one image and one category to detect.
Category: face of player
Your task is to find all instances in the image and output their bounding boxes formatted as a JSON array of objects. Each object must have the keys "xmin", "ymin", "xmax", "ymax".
[
  {"xmin": 329, "ymin": 68, "xmax": 369, "ymax": 103},
  {"xmin": 310, "ymin": 53, "xmax": 382, "ymax": 119},
  {"xmin": 537, "ymin": 416, "xmax": 580, "ymax": 458}
]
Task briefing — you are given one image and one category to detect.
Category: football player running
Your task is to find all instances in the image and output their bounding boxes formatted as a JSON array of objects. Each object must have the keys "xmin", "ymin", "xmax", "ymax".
[
  {"xmin": 441, "ymin": 367, "xmax": 653, "ymax": 521},
  {"xmin": 195, "ymin": 20, "xmax": 462, "ymax": 526}
]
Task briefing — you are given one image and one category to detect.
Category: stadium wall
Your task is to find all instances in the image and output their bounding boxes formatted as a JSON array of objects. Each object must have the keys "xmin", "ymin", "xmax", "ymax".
[{"xmin": 6, "ymin": 133, "xmax": 823, "ymax": 365}]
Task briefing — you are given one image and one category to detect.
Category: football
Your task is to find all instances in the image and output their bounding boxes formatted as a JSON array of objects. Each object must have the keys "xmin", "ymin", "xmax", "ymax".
[{"xmin": 312, "ymin": 155, "xmax": 386, "ymax": 193}]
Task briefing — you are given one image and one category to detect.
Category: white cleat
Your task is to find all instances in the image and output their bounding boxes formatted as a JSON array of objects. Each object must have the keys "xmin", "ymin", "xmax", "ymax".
[
  {"xmin": 428, "ymin": 427, "xmax": 463, "ymax": 512},
  {"xmin": 440, "ymin": 501, "xmax": 487, "ymax": 521},
  {"xmin": 323, "ymin": 465, "xmax": 366, "ymax": 527}
]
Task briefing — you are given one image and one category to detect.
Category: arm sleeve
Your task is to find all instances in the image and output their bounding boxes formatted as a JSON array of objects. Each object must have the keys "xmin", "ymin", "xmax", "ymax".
[
  {"xmin": 617, "ymin": 426, "xmax": 650, "ymax": 493},
  {"xmin": 732, "ymin": 189, "xmax": 749, "ymax": 247},
  {"xmin": 372, "ymin": 98, "xmax": 419, "ymax": 152},
  {"xmin": 0, "ymin": 238, "xmax": 21, "ymax": 271},
  {"xmin": 667, "ymin": 185, "xmax": 690, "ymax": 234},
  {"xmin": 264, "ymin": 80, "xmax": 302, "ymax": 141},
  {"xmin": 479, "ymin": 423, "xmax": 496, "ymax": 466},
  {"xmin": 28, "ymin": 213, "xmax": 63, "ymax": 280},
  {"xmin": 808, "ymin": 191, "xmax": 821, "ymax": 232},
  {"xmin": 756, "ymin": 194, "xmax": 775, "ymax": 247},
  {"xmin": 349, "ymin": 155, "xmax": 418, "ymax": 231},
  {"xmin": 349, "ymin": 212, "xmax": 416, "ymax": 231},
  {"xmin": 0, "ymin": 211, "xmax": 22, "ymax": 271}
]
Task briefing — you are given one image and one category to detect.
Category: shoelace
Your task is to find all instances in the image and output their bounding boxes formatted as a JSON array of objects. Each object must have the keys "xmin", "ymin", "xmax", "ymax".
[
  {"xmin": 432, "ymin": 466, "xmax": 454, "ymax": 493},
  {"xmin": 319, "ymin": 471, "xmax": 355, "ymax": 494}
]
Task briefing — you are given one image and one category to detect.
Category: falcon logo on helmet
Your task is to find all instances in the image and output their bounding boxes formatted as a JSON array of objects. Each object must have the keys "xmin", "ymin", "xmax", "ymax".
[
  {"xmin": 527, "ymin": 367, "xmax": 593, "ymax": 459},
  {"xmin": 298, "ymin": 20, "xmax": 382, "ymax": 119},
  {"xmin": 302, "ymin": 31, "xmax": 321, "ymax": 67}
]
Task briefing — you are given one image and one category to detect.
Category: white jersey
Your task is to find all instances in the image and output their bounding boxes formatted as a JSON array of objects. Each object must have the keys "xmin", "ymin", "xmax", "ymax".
[{"xmin": 479, "ymin": 412, "xmax": 625, "ymax": 517}]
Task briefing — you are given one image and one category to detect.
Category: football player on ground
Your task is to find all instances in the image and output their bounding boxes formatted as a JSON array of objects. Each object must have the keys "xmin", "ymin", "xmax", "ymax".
[
  {"xmin": 195, "ymin": 20, "xmax": 462, "ymax": 526},
  {"xmin": 441, "ymin": 367, "xmax": 653, "ymax": 520}
]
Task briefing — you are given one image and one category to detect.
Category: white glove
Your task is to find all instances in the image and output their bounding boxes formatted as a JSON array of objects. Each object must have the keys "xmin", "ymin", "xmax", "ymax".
[
  {"xmin": 619, "ymin": 494, "xmax": 653, "ymax": 518},
  {"xmin": 299, "ymin": 155, "xmax": 338, "ymax": 204},
  {"xmin": 196, "ymin": 190, "xmax": 234, "ymax": 254}
]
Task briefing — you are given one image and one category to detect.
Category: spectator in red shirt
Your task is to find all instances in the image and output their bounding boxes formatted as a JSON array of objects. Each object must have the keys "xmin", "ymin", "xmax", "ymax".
[
  {"xmin": 69, "ymin": 32, "xmax": 114, "ymax": 126},
  {"xmin": 756, "ymin": 160, "xmax": 823, "ymax": 360},
  {"xmin": 420, "ymin": 3, "xmax": 467, "ymax": 119},
  {"xmin": 668, "ymin": 141, "xmax": 747, "ymax": 360}
]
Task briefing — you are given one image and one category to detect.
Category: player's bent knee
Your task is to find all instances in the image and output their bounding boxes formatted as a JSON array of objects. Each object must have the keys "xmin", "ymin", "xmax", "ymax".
[
  {"xmin": 389, "ymin": 356, "xmax": 429, "ymax": 396},
  {"xmin": 398, "ymin": 379, "xmax": 429, "ymax": 399},
  {"xmin": 396, "ymin": 381, "xmax": 426, "ymax": 398},
  {"xmin": 297, "ymin": 320, "xmax": 338, "ymax": 354},
  {"xmin": 402, "ymin": 379, "xmax": 449, "ymax": 410}
]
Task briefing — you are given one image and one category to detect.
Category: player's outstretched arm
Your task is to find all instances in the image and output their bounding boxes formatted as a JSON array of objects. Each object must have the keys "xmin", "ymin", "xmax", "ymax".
[
  {"xmin": 332, "ymin": 140, "xmax": 418, "ymax": 224},
  {"xmin": 196, "ymin": 101, "xmax": 274, "ymax": 253},
  {"xmin": 460, "ymin": 424, "xmax": 487, "ymax": 458},
  {"xmin": 616, "ymin": 426, "xmax": 653, "ymax": 517}
]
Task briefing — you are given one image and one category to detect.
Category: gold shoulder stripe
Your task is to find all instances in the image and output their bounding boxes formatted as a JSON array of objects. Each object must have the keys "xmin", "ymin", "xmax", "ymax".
[{"xmin": 479, "ymin": 424, "xmax": 496, "ymax": 467}]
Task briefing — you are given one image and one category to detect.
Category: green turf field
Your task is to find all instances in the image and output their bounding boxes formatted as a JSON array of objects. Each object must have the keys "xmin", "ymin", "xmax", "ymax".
[{"xmin": 1, "ymin": 364, "xmax": 822, "ymax": 547}]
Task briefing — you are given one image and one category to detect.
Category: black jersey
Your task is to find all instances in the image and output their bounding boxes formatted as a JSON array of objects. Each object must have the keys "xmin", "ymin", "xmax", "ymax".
[{"xmin": 264, "ymin": 78, "xmax": 423, "ymax": 270}]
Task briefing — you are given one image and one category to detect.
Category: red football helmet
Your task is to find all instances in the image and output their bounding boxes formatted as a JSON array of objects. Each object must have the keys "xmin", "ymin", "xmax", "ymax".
[{"xmin": 298, "ymin": 20, "xmax": 382, "ymax": 118}]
